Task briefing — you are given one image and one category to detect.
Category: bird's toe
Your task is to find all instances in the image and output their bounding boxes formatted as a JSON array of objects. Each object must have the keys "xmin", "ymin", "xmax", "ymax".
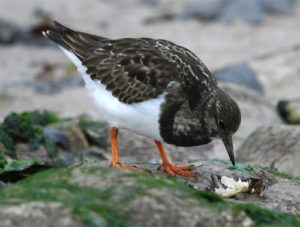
[
  {"xmin": 159, "ymin": 164, "xmax": 195, "ymax": 177},
  {"xmin": 110, "ymin": 162, "xmax": 144, "ymax": 171}
]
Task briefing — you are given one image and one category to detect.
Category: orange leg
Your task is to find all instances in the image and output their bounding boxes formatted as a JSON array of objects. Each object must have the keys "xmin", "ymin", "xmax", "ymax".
[
  {"xmin": 154, "ymin": 140, "xmax": 194, "ymax": 177},
  {"xmin": 109, "ymin": 127, "xmax": 142, "ymax": 171}
]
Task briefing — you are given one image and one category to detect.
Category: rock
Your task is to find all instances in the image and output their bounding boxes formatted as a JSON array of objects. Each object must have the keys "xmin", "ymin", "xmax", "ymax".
[
  {"xmin": 182, "ymin": 0, "xmax": 225, "ymax": 21},
  {"xmin": 214, "ymin": 62, "xmax": 264, "ymax": 94},
  {"xmin": 277, "ymin": 99, "xmax": 300, "ymax": 124},
  {"xmin": 55, "ymin": 119, "xmax": 89, "ymax": 156},
  {"xmin": 15, "ymin": 143, "xmax": 50, "ymax": 164},
  {"xmin": 58, "ymin": 76, "xmax": 83, "ymax": 90},
  {"xmin": 178, "ymin": 0, "xmax": 299, "ymax": 24},
  {"xmin": 220, "ymin": 0, "xmax": 298, "ymax": 24},
  {"xmin": 0, "ymin": 19, "xmax": 18, "ymax": 44},
  {"xmin": 67, "ymin": 160, "xmax": 300, "ymax": 215},
  {"xmin": 54, "ymin": 152, "xmax": 75, "ymax": 167},
  {"xmin": 237, "ymin": 124, "xmax": 300, "ymax": 177},
  {"xmin": 0, "ymin": 160, "xmax": 49, "ymax": 183},
  {"xmin": 1, "ymin": 161, "xmax": 300, "ymax": 226},
  {"xmin": 0, "ymin": 18, "xmax": 53, "ymax": 46},
  {"xmin": 220, "ymin": 0, "xmax": 265, "ymax": 24},
  {"xmin": 80, "ymin": 147, "xmax": 109, "ymax": 161},
  {"xmin": 262, "ymin": 0, "xmax": 297, "ymax": 14},
  {"xmin": 139, "ymin": 0, "xmax": 159, "ymax": 6},
  {"xmin": 78, "ymin": 115, "xmax": 109, "ymax": 149},
  {"xmin": 44, "ymin": 127, "xmax": 70, "ymax": 151},
  {"xmin": 15, "ymin": 20, "xmax": 55, "ymax": 47},
  {"xmin": 0, "ymin": 111, "xmax": 60, "ymax": 159},
  {"xmin": 34, "ymin": 77, "xmax": 83, "ymax": 94},
  {"xmin": 0, "ymin": 181, "xmax": 6, "ymax": 188},
  {"xmin": 34, "ymin": 81, "xmax": 60, "ymax": 94},
  {"xmin": 0, "ymin": 202, "xmax": 83, "ymax": 227},
  {"xmin": 33, "ymin": 63, "xmax": 83, "ymax": 94},
  {"xmin": 0, "ymin": 112, "xmax": 111, "ymax": 168}
]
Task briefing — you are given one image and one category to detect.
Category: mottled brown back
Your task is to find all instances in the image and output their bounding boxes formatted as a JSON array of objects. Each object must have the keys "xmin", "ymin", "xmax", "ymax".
[{"xmin": 43, "ymin": 21, "xmax": 217, "ymax": 104}]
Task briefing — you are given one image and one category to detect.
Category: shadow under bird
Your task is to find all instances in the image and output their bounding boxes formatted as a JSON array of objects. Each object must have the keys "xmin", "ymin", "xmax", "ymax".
[{"xmin": 43, "ymin": 21, "xmax": 241, "ymax": 177}]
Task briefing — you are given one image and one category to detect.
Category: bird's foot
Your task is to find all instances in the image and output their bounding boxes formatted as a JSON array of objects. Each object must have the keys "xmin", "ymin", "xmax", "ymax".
[
  {"xmin": 158, "ymin": 164, "xmax": 195, "ymax": 177},
  {"xmin": 110, "ymin": 161, "xmax": 144, "ymax": 171}
]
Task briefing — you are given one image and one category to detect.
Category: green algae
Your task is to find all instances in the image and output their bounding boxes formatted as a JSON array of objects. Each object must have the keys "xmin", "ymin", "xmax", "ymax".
[
  {"xmin": 1, "ymin": 165, "xmax": 300, "ymax": 227},
  {"xmin": 76, "ymin": 208, "xmax": 108, "ymax": 227},
  {"xmin": 281, "ymin": 104, "xmax": 300, "ymax": 124},
  {"xmin": 0, "ymin": 150, "xmax": 7, "ymax": 173},
  {"xmin": 212, "ymin": 159, "xmax": 299, "ymax": 182},
  {"xmin": 263, "ymin": 167, "xmax": 300, "ymax": 182},
  {"xmin": 0, "ymin": 125, "xmax": 15, "ymax": 153},
  {"xmin": 0, "ymin": 167, "xmax": 130, "ymax": 227},
  {"xmin": 233, "ymin": 204, "xmax": 300, "ymax": 227},
  {"xmin": 229, "ymin": 163, "xmax": 254, "ymax": 173},
  {"xmin": 3, "ymin": 159, "xmax": 42, "ymax": 172},
  {"xmin": 0, "ymin": 110, "xmax": 59, "ymax": 157}
]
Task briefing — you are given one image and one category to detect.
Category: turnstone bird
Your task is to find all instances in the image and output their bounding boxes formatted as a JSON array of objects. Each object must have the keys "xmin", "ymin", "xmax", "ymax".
[{"xmin": 43, "ymin": 21, "xmax": 241, "ymax": 177}]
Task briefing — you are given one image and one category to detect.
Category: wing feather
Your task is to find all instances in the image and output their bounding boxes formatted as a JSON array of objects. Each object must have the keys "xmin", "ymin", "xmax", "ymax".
[{"xmin": 43, "ymin": 21, "xmax": 217, "ymax": 105}]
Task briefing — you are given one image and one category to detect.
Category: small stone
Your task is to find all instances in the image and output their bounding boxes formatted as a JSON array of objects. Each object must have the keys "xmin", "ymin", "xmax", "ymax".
[
  {"xmin": 214, "ymin": 62, "xmax": 264, "ymax": 94},
  {"xmin": 81, "ymin": 147, "xmax": 108, "ymax": 161},
  {"xmin": 44, "ymin": 127, "xmax": 70, "ymax": 151},
  {"xmin": 55, "ymin": 119, "xmax": 89, "ymax": 156},
  {"xmin": 0, "ymin": 19, "xmax": 18, "ymax": 44},
  {"xmin": 15, "ymin": 143, "xmax": 50, "ymax": 163},
  {"xmin": 182, "ymin": 0, "xmax": 225, "ymax": 21},
  {"xmin": 277, "ymin": 99, "xmax": 300, "ymax": 124},
  {"xmin": 55, "ymin": 152, "xmax": 75, "ymax": 167}
]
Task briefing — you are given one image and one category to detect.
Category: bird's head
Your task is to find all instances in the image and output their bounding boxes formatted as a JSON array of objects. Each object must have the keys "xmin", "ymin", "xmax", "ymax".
[{"xmin": 202, "ymin": 88, "xmax": 241, "ymax": 165}]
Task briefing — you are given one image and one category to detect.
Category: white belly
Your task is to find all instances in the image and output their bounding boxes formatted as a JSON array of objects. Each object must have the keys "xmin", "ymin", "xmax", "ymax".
[
  {"xmin": 83, "ymin": 73, "xmax": 164, "ymax": 139},
  {"xmin": 61, "ymin": 47, "xmax": 163, "ymax": 140}
]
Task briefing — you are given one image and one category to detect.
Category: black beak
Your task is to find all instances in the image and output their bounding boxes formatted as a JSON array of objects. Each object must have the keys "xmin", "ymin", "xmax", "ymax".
[{"xmin": 222, "ymin": 137, "xmax": 235, "ymax": 166}]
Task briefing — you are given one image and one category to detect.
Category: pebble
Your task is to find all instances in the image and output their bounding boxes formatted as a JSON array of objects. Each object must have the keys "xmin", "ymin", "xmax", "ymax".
[{"xmin": 214, "ymin": 62, "xmax": 264, "ymax": 94}]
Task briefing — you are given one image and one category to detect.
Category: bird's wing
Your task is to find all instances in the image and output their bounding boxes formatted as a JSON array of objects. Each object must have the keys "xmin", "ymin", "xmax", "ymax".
[
  {"xmin": 43, "ymin": 21, "xmax": 217, "ymax": 105},
  {"xmin": 82, "ymin": 39, "xmax": 179, "ymax": 103},
  {"xmin": 152, "ymin": 39, "xmax": 218, "ymax": 107}
]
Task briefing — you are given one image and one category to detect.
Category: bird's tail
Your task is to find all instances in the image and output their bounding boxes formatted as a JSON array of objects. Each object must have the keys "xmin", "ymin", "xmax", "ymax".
[
  {"xmin": 42, "ymin": 21, "xmax": 75, "ymax": 51},
  {"xmin": 42, "ymin": 20, "xmax": 107, "ymax": 60}
]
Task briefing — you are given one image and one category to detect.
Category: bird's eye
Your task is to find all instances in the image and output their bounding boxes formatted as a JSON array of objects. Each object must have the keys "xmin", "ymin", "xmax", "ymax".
[{"xmin": 218, "ymin": 120, "xmax": 226, "ymax": 129}]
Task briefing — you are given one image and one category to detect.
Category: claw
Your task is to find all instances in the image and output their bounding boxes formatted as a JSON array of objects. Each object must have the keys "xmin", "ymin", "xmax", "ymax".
[
  {"xmin": 155, "ymin": 140, "xmax": 195, "ymax": 177},
  {"xmin": 159, "ymin": 164, "xmax": 195, "ymax": 177}
]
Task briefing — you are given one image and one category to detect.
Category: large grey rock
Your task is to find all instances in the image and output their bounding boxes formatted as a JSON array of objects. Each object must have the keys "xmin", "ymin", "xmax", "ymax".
[
  {"xmin": 2, "ymin": 161, "xmax": 300, "ymax": 226},
  {"xmin": 0, "ymin": 202, "xmax": 83, "ymax": 227},
  {"xmin": 237, "ymin": 124, "xmax": 300, "ymax": 177}
]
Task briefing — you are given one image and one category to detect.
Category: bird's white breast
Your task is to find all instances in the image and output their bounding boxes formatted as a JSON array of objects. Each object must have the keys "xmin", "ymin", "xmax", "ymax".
[{"xmin": 60, "ymin": 47, "xmax": 163, "ymax": 140}]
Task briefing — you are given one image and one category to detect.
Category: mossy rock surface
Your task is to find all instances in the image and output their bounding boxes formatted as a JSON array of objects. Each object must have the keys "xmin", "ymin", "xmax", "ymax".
[
  {"xmin": 1, "ymin": 161, "xmax": 300, "ymax": 227},
  {"xmin": 1, "ymin": 111, "xmax": 300, "ymax": 226}
]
